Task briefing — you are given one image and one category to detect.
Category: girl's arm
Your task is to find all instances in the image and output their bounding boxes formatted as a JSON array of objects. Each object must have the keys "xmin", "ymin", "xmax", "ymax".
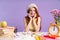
[
  {"xmin": 33, "ymin": 17, "xmax": 41, "ymax": 32},
  {"xmin": 24, "ymin": 18, "xmax": 32, "ymax": 32}
]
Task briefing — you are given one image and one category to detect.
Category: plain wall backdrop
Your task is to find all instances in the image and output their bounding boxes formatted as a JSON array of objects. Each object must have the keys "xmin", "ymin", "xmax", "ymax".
[{"xmin": 0, "ymin": 0, "xmax": 60, "ymax": 32}]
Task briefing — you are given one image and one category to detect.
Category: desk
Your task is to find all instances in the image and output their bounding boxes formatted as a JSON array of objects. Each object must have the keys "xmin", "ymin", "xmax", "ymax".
[
  {"xmin": 14, "ymin": 32, "xmax": 60, "ymax": 40},
  {"xmin": 0, "ymin": 32, "xmax": 60, "ymax": 40}
]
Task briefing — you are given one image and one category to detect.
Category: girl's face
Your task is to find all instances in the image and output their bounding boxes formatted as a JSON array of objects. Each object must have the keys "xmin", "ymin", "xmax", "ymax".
[{"xmin": 28, "ymin": 7, "xmax": 36, "ymax": 17}]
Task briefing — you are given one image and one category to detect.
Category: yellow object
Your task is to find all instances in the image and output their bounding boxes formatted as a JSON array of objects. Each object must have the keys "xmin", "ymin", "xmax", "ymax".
[
  {"xmin": 35, "ymin": 36, "xmax": 40, "ymax": 40},
  {"xmin": 35, "ymin": 36, "xmax": 45, "ymax": 40},
  {"xmin": 48, "ymin": 23, "xmax": 60, "ymax": 36},
  {"xmin": 0, "ymin": 21, "xmax": 7, "ymax": 28}
]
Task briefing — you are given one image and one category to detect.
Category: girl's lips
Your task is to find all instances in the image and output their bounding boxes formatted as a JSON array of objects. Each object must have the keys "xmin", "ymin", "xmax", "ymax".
[{"xmin": 31, "ymin": 16, "xmax": 34, "ymax": 18}]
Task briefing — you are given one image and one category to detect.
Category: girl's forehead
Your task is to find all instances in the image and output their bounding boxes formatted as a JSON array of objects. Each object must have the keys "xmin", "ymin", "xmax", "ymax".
[{"xmin": 30, "ymin": 7, "xmax": 35, "ymax": 10}]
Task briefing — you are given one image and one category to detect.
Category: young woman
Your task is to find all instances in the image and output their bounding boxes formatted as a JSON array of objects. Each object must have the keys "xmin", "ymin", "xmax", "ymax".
[{"xmin": 24, "ymin": 3, "xmax": 41, "ymax": 32}]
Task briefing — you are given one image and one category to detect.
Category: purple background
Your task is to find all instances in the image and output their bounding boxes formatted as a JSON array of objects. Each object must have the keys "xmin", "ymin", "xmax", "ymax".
[{"xmin": 0, "ymin": 0, "xmax": 60, "ymax": 32}]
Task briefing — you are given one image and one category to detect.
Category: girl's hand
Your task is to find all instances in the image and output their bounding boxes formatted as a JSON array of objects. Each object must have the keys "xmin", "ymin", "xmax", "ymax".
[
  {"xmin": 28, "ymin": 14, "xmax": 33, "ymax": 20},
  {"xmin": 33, "ymin": 14, "xmax": 36, "ymax": 21},
  {"xmin": 33, "ymin": 14, "xmax": 36, "ymax": 19}
]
